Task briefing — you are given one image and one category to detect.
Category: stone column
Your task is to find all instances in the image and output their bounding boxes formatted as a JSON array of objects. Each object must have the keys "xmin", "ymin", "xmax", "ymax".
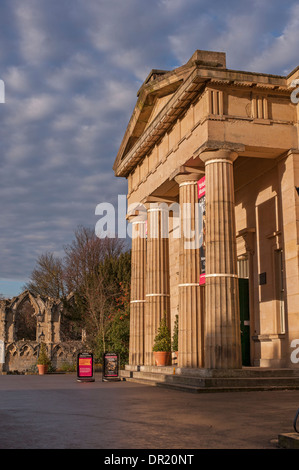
[
  {"xmin": 200, "ymin": 149, "xmax": 242, "ymax": 369},
  {"xmin": 175, "ymin": 173, "xmax": 204, "ymax": 368},
  {"xmin": 278, "ymin": 150, "xmax": 299, "ymax": 365},
  {"xmin": 128, "ymin": 216, "xmax": 147, "ymax": 365},
  {"xmin": 144, "ymin": 203, "xmax": 170, "ymax": 366}
]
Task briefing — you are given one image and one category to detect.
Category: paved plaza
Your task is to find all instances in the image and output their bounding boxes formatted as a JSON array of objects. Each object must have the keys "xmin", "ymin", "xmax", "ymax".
[{"xmin": 0, "ymin": 373, "xmax": 298, "ymax": 449}]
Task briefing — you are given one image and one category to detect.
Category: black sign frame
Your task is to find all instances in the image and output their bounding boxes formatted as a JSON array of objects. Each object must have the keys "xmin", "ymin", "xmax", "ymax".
[
  {"xmin": 102, "ymin": 352, "xmax": 120, "ymax": 382},
  {"xmin": 77, "ymin": 352, "xmax": 95, "ymax": 382}
]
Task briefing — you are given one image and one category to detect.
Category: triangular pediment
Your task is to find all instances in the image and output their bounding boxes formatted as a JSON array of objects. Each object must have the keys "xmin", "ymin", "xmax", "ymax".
[
  {"xmin": 113, "ymin": 50, "xmax": 227, "ymax": 175},
  {"xmin": 113, "ymin": 63, "xmax": 193, "ymax": 172},
  {"xmin": 143, "ymin": 92, "xmax": 176, "ymax": 131}
]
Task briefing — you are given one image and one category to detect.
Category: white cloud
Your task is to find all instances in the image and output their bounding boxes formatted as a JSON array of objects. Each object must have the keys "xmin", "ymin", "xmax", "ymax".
[
  {"xmin": 52, "ymin": 113, "xmax": 79, "ymax": 132},
  {"xmin": 103, "ymin": 80, "xmax": 136, "ymax": 111},
  {"xmin": 46, "ymin": 53, "xmax": 101, "ymax": 92},
  {"xmin": 168, "ymin": 13, "xmax": 216, "ymax": 65},
  {"xmin": 159, "ymin": 0, "xmax": 186, "ymax": 13},
  {"xmin": 5, "ymin": 94, "xmax": 58, "ymax": 127},
  {"xmin": 23, "ymin": 94, "xmax": 58, "ymax": 121},
  {"xmin": 210, "ymin": 12, "xmax": 262, "ymax": 70},
  {"xmin": 248, "ymin": 3, "xmax": 299, "ymax": 74},
  {"xmin": 14, "ymin": 2, "xmax": 50, "ymax": 64},
  {"xmin": 4, "ymin": 66, "xmax": 30, "ymax": 94},
  {"xmin": 5, "ymin": 142, "xmax": 35, "ymax": 164}
]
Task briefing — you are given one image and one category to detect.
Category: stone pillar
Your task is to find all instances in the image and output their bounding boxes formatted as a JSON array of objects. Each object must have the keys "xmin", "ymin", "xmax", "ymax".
[
  {"xmin": 128, "ymin": 216, "xmax": 147, "ymax": 365},
  {"xmin": 200, "ymin": 149, "xmax": 242, "ymax": 369},
  {"xmin": 144, "ymin": 203, "xmax": 170, "ymax": 366},
  {"xmin": 278, "ymin": 150, "xmax": 299, "ymax": 365},
  {"xmin": 175, "ymin": 173, "xmax": 204, "ymax": 368}
]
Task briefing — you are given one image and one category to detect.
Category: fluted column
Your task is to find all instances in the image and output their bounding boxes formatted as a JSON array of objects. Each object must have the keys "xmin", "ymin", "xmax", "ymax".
[
  {"xmin": 175, "ymin": 173, "xmax": 204, "ymax": 368},
  {"xmin": 200, "ymin": 149, "xmax": 242, "ymax": 369},
  {"xmin": 129, "ymin": 216, "xmax": 147, "ymax": 365},
  {"xmin": 144, "ymin": 203, "xmax": 170, "ymax": 366}
]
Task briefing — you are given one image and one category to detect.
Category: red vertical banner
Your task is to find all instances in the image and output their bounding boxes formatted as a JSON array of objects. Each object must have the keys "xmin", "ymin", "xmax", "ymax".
[{"xmin": 198, "ymin": 176, "xmax": 206, "ymax": 285}]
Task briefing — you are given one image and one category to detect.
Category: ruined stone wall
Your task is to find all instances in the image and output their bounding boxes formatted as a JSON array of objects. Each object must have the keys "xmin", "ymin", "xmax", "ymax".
[{"xmin": 0, "ymin": 291, "xmax": 84, "ymax": 373}]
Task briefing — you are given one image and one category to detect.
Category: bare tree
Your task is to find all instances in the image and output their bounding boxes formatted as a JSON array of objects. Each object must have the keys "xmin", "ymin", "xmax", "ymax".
[
  {"xmin": 23, "ymin": 252, "xmax": 65, "ymax": 298},
  {"xmin": 62, "ymin": 226, "xmax": 126, "ymax": 352},
  {"xmin": 64, "ymin": 226, "xmax": 102, "ymax": 293},
  {"xmin": 25, "ymin": 225, "xmax": 130, "ymax": 356}
]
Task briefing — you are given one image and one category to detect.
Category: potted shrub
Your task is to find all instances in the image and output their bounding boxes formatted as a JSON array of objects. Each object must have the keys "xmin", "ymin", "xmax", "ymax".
[
  {"xmin": 37, "ymin": 343, "xmax": 51, "ymax": 375},
  {"xmin": 172, "ymin": 314, "xmax": 179, "ymax": 362},
  {"xmin": 152, "ymin": 314, "xmax": 171, "ymax": 366}
]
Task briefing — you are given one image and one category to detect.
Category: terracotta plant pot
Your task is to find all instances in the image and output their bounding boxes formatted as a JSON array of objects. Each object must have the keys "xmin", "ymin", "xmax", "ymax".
[
  {"xmin": 37, "ymin": 364, "xmax": 48, "ymax": 375},
  {"xmin": 153, "ymin": 351, "xmax": 171, "ymax": 367}
]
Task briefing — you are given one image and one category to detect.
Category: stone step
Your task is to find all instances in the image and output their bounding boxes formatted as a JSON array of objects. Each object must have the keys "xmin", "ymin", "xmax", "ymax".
[
  {"xmin": 278, "ymin": 433, "xmax": 299, "ymax": 449},
  {"xmin": 165, "ymin": 374, "xmax": 299, "ymax": 388},
  {"xmin": 120, "ymin": 367, "xmax": 299, "ymax": 393},
  {"xmin": 123, "ymin": 371, "xmax": 299, "ymax": 387},
  {"xmin": 126, "ymin": 371, "xmax": 299, "ymax": 388},
  {"xmin": 126, "ymin": 365, "xmax": 299, "ymax": 378},
  {"xmin": 121, "ymin": 375, "xmax": 299, "ymax": 393}
]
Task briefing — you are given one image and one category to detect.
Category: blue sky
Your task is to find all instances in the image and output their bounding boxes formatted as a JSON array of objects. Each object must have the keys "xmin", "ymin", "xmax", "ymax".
[{"xmin": 0, "ymin": 0, "xmax": 299, "ymax": 298}]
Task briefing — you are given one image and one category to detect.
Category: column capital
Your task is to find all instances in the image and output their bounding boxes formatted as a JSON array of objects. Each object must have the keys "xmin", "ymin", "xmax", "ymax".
[
  {"xmin": 126, "ymin": 203, "xmax": 147, "ymax": 223},
  {"xmin": 144, "ymin": 201, "xmax": 170, "ymax": 212},
  {"xmin": 127, "ymin": 214, "xmax": 147, "ymax": 224},
  {"xmin": 200, "ymin": 148, "xmax": 238, "ymax": 164},
  {"xmin": 174, "ymin": 172, "xmax": 202, "ymax": 186}
]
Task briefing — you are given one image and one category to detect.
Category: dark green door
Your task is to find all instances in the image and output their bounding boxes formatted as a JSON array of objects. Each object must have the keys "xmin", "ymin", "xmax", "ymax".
[{"xmin": 239, "ymin": 278, "xmax": 250, "ymax": 366}]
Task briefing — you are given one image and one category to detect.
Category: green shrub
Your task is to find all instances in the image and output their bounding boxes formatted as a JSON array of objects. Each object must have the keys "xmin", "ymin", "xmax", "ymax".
[
  {"xmin": 152, "ymin": 314, "xmax": 171, "ymax": 352},
  {"xmin": 59, "ymin": 361, "xmax": 76, "ymax": 372},
  {"xmin": 172, "ymin": 315, "xmax": 178, "ymax": 352},
  {"xmin": 37, "ymin": 343, "xmax": 51, "ymax": 366}
]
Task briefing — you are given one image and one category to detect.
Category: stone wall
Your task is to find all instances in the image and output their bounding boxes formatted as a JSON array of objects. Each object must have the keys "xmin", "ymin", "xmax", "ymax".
[{"xmin": 0, "ymin": 290, "xmax": 84, "ymax": 373}]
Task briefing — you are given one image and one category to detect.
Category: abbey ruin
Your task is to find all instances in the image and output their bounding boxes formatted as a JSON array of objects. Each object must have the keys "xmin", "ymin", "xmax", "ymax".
[{"xmin": 0, "ymin": 290, "xmax": 83, "ymax": 373}]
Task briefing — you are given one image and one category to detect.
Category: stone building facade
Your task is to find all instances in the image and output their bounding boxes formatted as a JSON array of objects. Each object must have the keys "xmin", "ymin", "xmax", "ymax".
[
  {"xmin": 0, "ymin": 290, "xmax": 83, "ymax": 373},
  {"xmin": 113, "ymin": 49, "xmax": 299, "ymax": 370}
]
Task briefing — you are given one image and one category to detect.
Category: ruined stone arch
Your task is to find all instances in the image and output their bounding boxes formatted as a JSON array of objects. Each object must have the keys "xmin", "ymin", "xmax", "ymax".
[
  {"xmin": 6, "ymin": 343, "xmax": 19, "ymax": 372},
  {"xmin": 5, "ymin": 341, "xmax": 38, "ymax": 372},
  {"xmin": 52, "ymin": 343, "xmax": 65, "ymax": 359},
  {"xmin": 19, "ymin": 342, "xmax": 37, "ymax": 357},
  {"xmin": 52, "ymin": 341, "xmax": 82, "ymax": 369},
  {"xmin": 10, "ymin": 290, "xmax": 45, "ymax": 318},
  {"xmin": 6, "ymin": 343, "xmax": 18, "ymax": 357},
  {"xmin": 0, "ymin": 290, "xmax": 83, "ymax": 373}
]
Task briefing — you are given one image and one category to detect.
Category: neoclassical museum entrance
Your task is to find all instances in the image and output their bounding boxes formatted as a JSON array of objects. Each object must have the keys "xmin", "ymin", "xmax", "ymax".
[{"xmin": 113, "ymin": 49, "xmax": 299, "ymax": 372}]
